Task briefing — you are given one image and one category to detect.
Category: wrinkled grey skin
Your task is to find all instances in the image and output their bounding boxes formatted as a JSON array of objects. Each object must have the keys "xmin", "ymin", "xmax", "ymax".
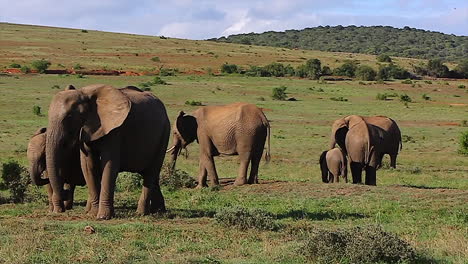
[
  {"xmin": 27, "ymin": 127, "xmax": 83, "ymax": 211},
  {"xmin": 329, "ymin": 115, "xmax": 386, "ymax": 185},
  {"xmin": 319, "ymin": 148, "xmax": 348, "ymax": 183},
  {"xmin": 45, "ymin": 84, "xmax": 170, "ymax": 220},
  {"xmin": 330, "ymin": 115, "xmax": 402, "ymax": 168},
  {"xmin": 168, "ymin": 102, "xmax": 271, "ymax": 188}
]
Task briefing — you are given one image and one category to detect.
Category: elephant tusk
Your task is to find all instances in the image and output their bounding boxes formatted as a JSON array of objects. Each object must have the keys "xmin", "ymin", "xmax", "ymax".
[{"xmin": 166, "ymin": 146, "xmax": 175, "ymax": 153}]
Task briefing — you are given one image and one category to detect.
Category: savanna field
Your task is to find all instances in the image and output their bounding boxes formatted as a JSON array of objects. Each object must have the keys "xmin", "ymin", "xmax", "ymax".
[{"xmin": 0, "ymin": 23, "xmax": 467, "ymax": 263}]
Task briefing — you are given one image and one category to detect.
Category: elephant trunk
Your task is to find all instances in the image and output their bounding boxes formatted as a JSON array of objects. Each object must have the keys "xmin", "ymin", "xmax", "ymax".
[
  {"xmin": 319, "ymin": 151, "xmax": 329, "ymax": 183},
  {"xmin": 168, "ymin": 143, "xmax": 182, "ymax": 172},
  {"xmin": 29, "ymin": 162, "xmax": 49, "ymax": 186},
  {"xmin": 45, "ymin": 125, "xmax": 66, "ymax": 212}
]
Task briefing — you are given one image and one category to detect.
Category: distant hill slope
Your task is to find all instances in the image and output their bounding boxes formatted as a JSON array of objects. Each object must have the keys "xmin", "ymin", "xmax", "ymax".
[{"xmin": 209, "ymin": 26, "xmax": 468, "ymax": 62}]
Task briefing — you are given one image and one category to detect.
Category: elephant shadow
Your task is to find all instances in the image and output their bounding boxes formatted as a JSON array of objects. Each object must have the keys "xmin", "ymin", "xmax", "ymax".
[
  {"xmin": 395, "ymin": 184, "xmax": 457, "ymax": 190},
  {"xmin": 276, "ymin": 209, "xmax": 367, "ymax": 221}
]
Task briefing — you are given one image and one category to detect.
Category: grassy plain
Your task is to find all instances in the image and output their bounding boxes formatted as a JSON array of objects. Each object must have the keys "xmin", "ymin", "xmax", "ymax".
[{"xmin": 0, "ymin": 73, "xmax": 467, "ymax": 263}]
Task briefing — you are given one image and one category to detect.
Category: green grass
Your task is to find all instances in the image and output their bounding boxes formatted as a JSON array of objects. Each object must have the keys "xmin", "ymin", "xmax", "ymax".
[{"xmin": 0, "ymin": 74, "xmax": 467, "ymax": 263}]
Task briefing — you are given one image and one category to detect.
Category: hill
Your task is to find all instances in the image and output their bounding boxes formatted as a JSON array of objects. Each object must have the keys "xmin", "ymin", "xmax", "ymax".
[
  {"xmin": 209, "ymin": 25, "xmax": 468, "ymax": 62},
  {"xmin": 0, "ymin": 23, "xmax": 430, "ymax": 73}
]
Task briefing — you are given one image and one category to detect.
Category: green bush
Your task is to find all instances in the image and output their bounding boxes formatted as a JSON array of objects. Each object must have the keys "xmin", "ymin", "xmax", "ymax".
[
  {"xmin": 116, "ymin": 172, "xmax": 142, "ymax": 192},
  {"xmin": 152, "ymin": 76, "xmax": 167, "ymax": 85},
  {"xmin": 330, "ymin": 97, "xmax": 348, "ymax": 102},
  {"xmin": 458, "ymin": 85, "xmax": 466, "ymax": 89},
  {"xmin": 160, "ymin": 164, "xmax": 196, "ymax": 191},
  {"xmin": 356, "ymin": 65, "xmax": 376, "ymax": 81},
  {"xmin": 1, "ymin": 160, "xmax": 30, "ymax": 203},
  {"xmin": 159, "ymin": 68, "xmax": 178, "ymax": 76},
  {"xmin": 31, "ymin": 59, "xmax": 51, "ymax": 73},
  {"xmin": 81, "ymin": 29, "xmax": 88, "ymax": 33},
  {"xmin": 215, "ymin": 207, "xmax": 281, "ymax": 231},
  {"xmin": 9, "ymin": 63, "xmax": 21, "ymax": 68},
  {"xmin": 424, "ymin": 80, "xmax": 432, "ymax": 84},
  {"xmin": 20, "ymin": 65, "xmax": 31, "ymax": 73},
  {"xmin": 272, "ymin": 86, "xmax": 288, "ymax": 100},
  {"xmin": 421, "ymin": 94, "xmax": 431, "ymax": 100},
  {"xmin": 220, "ymin": 63, "xmax": 239, "ymax": 74},
  {"xmin": 459, "ymin": 131, "xmax": 468, "ymax": 156},
  {"xmin": 401, "ymin": 79, "xmax": 412, "ymax": 84},
  {"xmin": 377, "ymin": 64, "xmax": 410, "ymax": 80},
  {"xmin": 151, "ymin": 56, "xmax": 160, "ymax": 62},
  {"xmin": 32, "ymin": 105, "xmax": 41, "ymax": 116},
  {"xmin": 300, "ymin": 225, "xmax": 417, "ymax": 264},
  {"xmin": 377, "ymin": 54, "xmax": 392, "ymax": 63},
  {"xmin": 400, "ymin": 94, "xmax": 412, "ymax": 103},
  {"xmin": 185, "ymin": 100, "xmax": 203, "ymax": 106},
  {"xmin": 376, "ymin": 93, "xmax": 388, "ymax": 100},
  {"xmin": 333, "ymin": 60, "xmax": 358, "ymax": 77},
  {"xmin": 73, "ymin": 63, "xmax": 83, "ymax": 70}
]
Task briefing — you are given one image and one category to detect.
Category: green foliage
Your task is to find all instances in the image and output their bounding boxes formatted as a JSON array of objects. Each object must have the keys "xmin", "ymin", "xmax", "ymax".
[
  {"xmin": 377, "ymin": 64, "xmax": 410, "ymax": 80},
  {"xmin": 376, "ymin": 93, "xmax": 388, "ymax": 100},
  {"xmin": 454, "ymin": 59, "xmax": 468, "ymax": 78},
  {"xmin": 160, "ymin": 164, "xmax": 197, "ymax": 191},
  {"xmin": 159, "ymin": 68, "xmax": 178, "ymax": 76},
  {"xmin": 151, "ymin": 56, "xmax": 160, "ymax": 62},
  {"xmin": 215, "ymin": 206, "xmax": 281, "ymax": 231},
  {"xmin": 220, "ymin": 63, "xmax": 239, "ymax": 74},
  {"xmin": 9, "ymin": 63, "xmax": 21, "ymax": 68},
  {"xmin": 333, "ymin": 61, "xmax": 357, "ymax": 77},
  {"xmin": 377, "ymin": 54, "xmax": 392, "ymax": 62},
  {"xmin": 73, "ymin": 63, "xmax": 83, "ymax": 70},
  {"xmin": 458, "ymin": 85, "xmax": 466, "ymax": 89},
  {"xmin": 116, "ymin": 172, "xmax": 142, "ymax": 192},
  {"xmin": 185, "ymin": 100, "xmax": 203, "ymax": 106},
  {"xmin": 426, "ymin": 59, "xmax": 450, "ymax": 78},
  {"xmin": 152, "ymin": 76, "xmax": 167, "ymax": 85},
  {"xmin": 20, "ymin": 65, "xmax": 31, "ymax": 73},
  {"xmin": 272, "ymin": 86, "xmax": 288, "ymax": 100},
  {"xmin": 81, "ymin": 29, "xmax": 88, "ymax": 33},
  {"xmin": 51, "ymin": 84, "xmax": 60, "ymax": 89},
  {"xmin": 459, "ymin": 131, "xmax": 468, "ymax": 156},
  {"xmin": 298, "ymin": 59, "xmax": 322, "ymax": 79},
  {"xmin": 460, "ymin": 120, "xmax": 468, "ymax": 127},
  {"xmin": 401, "ymin": 79, "xmax": 413, "ymax": 84},
  {"xmin": 330, "ymin": 96, "xmax": 348, "ymax": 102},
  {"xmin": 355, "ymin": 65, "xmax": 376, "ymax": 81},
  {"xmin": 31, "ymin": 59, "xmax": 51, "ymax": 73},
  {"xmin": 32, "ymin": 105, "xmax": 41, "ymax": 116},
  {"xmin": 1, "ymin": 160, "xmax": 30, "ymax": 203},
  {"xmin": 300, "ymin": 225, "xmax": 417, "ymax": 264},
  {"xmin": 424, "ymin": 80, "xmax": 432, "ymax": 84},
  {"xmin": 210, "ymin": 25, "xmax": 468, "ymax": 61},
  {"xmin": 400, "ymin": 94, "xmax": 412, "ymax": 103},
  {"xmin": 76, "ymin": 74, "xmax": 85, "ymax": 78},
  {"xmin": 422, "ymin": 94, "xmax": 431, "ymax": 101}
]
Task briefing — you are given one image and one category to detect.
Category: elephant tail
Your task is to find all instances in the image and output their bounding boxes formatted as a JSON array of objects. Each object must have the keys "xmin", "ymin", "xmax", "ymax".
[{"xmin": 265, "ymin": 122, "xmax": 271, "ymax": 163}]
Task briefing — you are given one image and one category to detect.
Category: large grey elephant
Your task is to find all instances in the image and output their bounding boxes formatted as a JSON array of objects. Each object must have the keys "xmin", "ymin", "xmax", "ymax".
[
  {"xmin": 45, "ymin": 84, "xmax": 170, "ymax": 219},
  {"xmin": 27, "ymin": 127, "xmax": 84, "ymax": 211},
  {"xmin": 319, "ymin": 148, "xmax": 347, "ymax": 183},
  {"xmin": 167, "ymin": 102, "xmax": 271, "ymax": 188},
  {"xmin": 329, "ymin": 115, "xmax": 386, "ymax": 185},
  {"xmin": 330, "ymin": 115, "xmax": 402, "ymax": 168}
]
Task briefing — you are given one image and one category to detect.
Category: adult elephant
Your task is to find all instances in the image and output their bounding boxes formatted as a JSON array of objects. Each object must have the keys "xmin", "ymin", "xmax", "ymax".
[
  {"xmin": 329, "ymin": 115, "xmax": 386, "ymax": 185},
  {"xmin": 330, "ymin": 115, "xmax": 402, "ymax": 168},
  {"xmin": 27, "ymin": 127, "xmax": 84, "ymax": 211},
  {"xmin": 46, "ymin": 84, "xmax": 170, "ymax": 219},
  {"xmin": 167, "ymin": 102, "xmax": 270, "ymax": 188}
]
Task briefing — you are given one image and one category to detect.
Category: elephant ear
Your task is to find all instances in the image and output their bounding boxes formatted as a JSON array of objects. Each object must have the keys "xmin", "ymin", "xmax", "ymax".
[
  {"xmin": 176, "ymin": 111, "xmax": 198, "ymax": 145},
  {"xmin": 80, "ymin": 84, "xmax": 131, "ymax": 142},
  {"xmin": 32, "ymin": 127, "xmax": 47, "ymax": 137}
]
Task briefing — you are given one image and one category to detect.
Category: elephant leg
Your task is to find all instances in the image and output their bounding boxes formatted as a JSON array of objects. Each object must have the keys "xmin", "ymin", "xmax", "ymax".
[
  {"xmin": 390, "ymin": 154, "xmax": 397, "ymax": 169},
  {"xmin": 328, "ymin": 172, "xmax": 334, "ymax": 183},
  {"xmin": 45, "ymin": 184, "xmax": 53, "ymax": 212},
  {"xmin": 138, "ymin": 149, "xmax": 167, "ymax": 215},
  {"xmin": 196, "ymin": 155, "xmax": 209, "ymax": 188},
  {"xmin": 97, "ymin": 151, "xmax": 120, "ymax": 220},
  {"xmin": 203, "ymin": 154, "xmax": 219, "ymax": 187},
  {"xmin": 235, "ymin": 152, "xmax": 251, "ymax": 186},
  {"xmin": 334, "ymin": 173, "xmax": 339, "ymax": 183},
  {"xmin": 247, "ymin": 151, "xmax": 262, "ymax": 184},
  {"xmin": 350, "ymin": 162, "xmax": 363, "ymax": 184},
  {"xmin": 63, "ymin": 184, "xmax": 75, "ymax": 210},
  {"xmin": 81, "ymin": 146, "xmax": 101, "ymax": 217},
  {"xmin": 365, "ymin": 166, "xmax": 377, "ymax": 186}
]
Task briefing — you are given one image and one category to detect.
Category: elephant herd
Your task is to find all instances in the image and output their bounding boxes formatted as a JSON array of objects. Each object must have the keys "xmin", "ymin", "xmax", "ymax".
[{"xmin": 26, "ymin": 84, "xmax": 401, "ymax": 220}]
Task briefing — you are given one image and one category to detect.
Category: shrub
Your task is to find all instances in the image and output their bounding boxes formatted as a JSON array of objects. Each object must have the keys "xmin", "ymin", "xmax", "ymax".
[
  {"xmin": 151, "ymin": 56, "xmax": 160, "ymax": 62},
  {"xmin": 461, "ymin": 120, "xmax": 468, "ymax": 127},
  {"xmin": 73, "ymin": 63, "xmax": 83, "ymax": 70},
  {"xmin": 51, "ymin": 84, "xmax": 60, "ymax": 89},
  {"xmin": 424, "ymin": 80, "xmax": 432, "ymax": 84},
  {"xmin": 272, "ymin": 86, "xmax": 288, "ymax": 100},
  {"xmin": 32, "ymin": 105, "xmax": 41, "ymax": 116},
  {"xmin": 458, "ymin": 85, "xmax": 466, "ymax": 89},
  {"xmin": 333, "ymin": 60, "xmax": 358, "ymax": 77},
  {"xmin": 153, "ymin": 76, "xmax": 167, "ymax": 85},
  {"xmin": 116, "ymin": 172, "xmax": 142, "ymax": 192},
  {"xmin": 376, "ymin": 93, "xmax": 388, "ymax": 100},
  {"xmin": 459, "ymin": 131, "xmax": 468, "ymax": 156},
  {"xmin": 9, "ymin": 63, "xmax": 21, "ymax": 68},
  {"xmin": 220, "ymin": 63, "xmax": 239, "ymax": 74},
  {"xmin": 300, "ymin": 225, "xmax": 416, "ymax": 264},
  {"xmin": 81, "ymin": 29, "xmax": 88, "ymax": 33},
  {"xmin": 426, "ymin": 59, "xmax": 450, "ymax": 78},
  {"xmin": 20, "ymin": 65, "xmax": 31, "ymax": 73},
  {"xmin": 330, "ymin": 97, "xmax": 348, "ymax": 102},
  {"xmin": 160, "ymin": 164, "xmax": 196, "ymax": 191},
  {"xmin": 377, "ymin": 64, "xmax": 410, "ymax": 80},
  {"xmin": 356, "ymin": 65, "xmax": 376, "ymax": 81},
  {"xmin": 401, "ymin": 79, "xmax": 412, "ymax": 84},
  {"xmin": 31, "ymin": 59, "xmax": 51, "ymax": 73},
  {"xmin": 159, "ymin": 68, "xmax": 177, "ymax": 76},
  {"xmin": 215, "ymin": 206, "xmax": 280, "ymax": 231},
  {"xmin": 421, "ymin": 94, "xmax": 431, "ymax": 100},
  {"xmin": 400, "ymin": 94, "xmax": 412, "ymax": 103},
  {"xmin": 185, "ymin": 100, "xmax": 203, "ymax": 106},
  {"xmin": 1, "ymin": 160, "xmax": 30, "ymax": 203},
  {"xmin": 76, "ymin": 74, "xmax": 85, "ymax": 78},
  {"xmin": 377, "ymin": 54, "xmax": 392, "ymax": 63}
]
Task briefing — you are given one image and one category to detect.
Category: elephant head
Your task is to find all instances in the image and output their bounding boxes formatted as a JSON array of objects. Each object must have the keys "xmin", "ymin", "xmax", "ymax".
[
  {"xmin": 167, "ymin": 111, "xmax": 198, "ymax": 170},
  {"xmin": 46, "ymin": 84, "xmax": 130, "ymax": 212},
  {"xmin": 319, "ymin": 150, "xmax": 329, "ymax": 183},
  {"xmin": 27, "ymin": 127, "xmax": 49, "ymax": 186}
]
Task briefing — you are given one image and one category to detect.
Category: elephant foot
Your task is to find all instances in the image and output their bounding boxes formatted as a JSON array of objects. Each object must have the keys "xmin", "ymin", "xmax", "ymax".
[
  {"xmin": 48, "ymin": 203, "xmax": 54, "ymax": 213},
  {"xmin": 195, "ymin": 184, "xmax": 208, "ymax": 189},
  {"xmin": 233, "ymin": 178, "xmax": 247, "ymax": 186},
  {"xmin": 86, "ymin": 206, "xmax": 99, "ymax": 217},
  {"xmin": 97, "ymin": 207, "xmax": 114, "ymax": 220},
  {"xmin": 52, "ymin": 205, "xmax": 65, "ymax": 213}
]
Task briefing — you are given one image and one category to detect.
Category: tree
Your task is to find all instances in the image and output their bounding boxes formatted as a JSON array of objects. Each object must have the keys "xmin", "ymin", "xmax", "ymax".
[
  {"xmin": 356, "ymin": 65, "xmax": 376, "ymax": 81},
  {"xmin": 220, "ymin": 63, "xmax": 239, "ymax": 74},
  {"xmin": 377, "ymin": 54, "xmax": 392, "ymax": 63},
  {"xmin": 304, "ymin": 59, "xmax": 322, "ymax": 79},
  {"xmin": 31, "ymin": 59, "xmax": 51, "ymax": 73},
  {"xmin": 455, "ymin": 59, "xmax": 468, "ymax": 78},
  {"xmin": 272, "ymin": 86, "xmax": 288, "ymax": 100},
  {"xmin": 426, "ymin": 59, "xmax": 449, "ymax": 78},
  {"xmin": 333, "ymin": 61, "xmax": 358, "ymax": 77}
]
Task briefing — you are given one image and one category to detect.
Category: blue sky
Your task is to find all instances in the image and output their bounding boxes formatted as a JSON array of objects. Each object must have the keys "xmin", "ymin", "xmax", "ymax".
[{"xmin": 0, "ymin": 0, "xmax": 467, "ymax": 39}]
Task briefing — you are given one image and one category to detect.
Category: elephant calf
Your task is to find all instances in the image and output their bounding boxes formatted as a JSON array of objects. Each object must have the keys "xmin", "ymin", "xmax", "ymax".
[
  {"xmin": 27, "ymin": 127, "xmax": 84, "ymax": 211},
  {"xmin": 319, "ymin": 148, "xmax": 348, "ymax": 183},
  {"xmin": 168, "ymin": 102, "xmax": 271, "ymax": 187}
]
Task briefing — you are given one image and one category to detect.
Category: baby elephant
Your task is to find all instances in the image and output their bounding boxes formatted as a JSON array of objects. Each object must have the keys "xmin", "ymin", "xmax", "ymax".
[{"xmin": 319, "ymin": 148, "xmax": 348, "ymax": 183}]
